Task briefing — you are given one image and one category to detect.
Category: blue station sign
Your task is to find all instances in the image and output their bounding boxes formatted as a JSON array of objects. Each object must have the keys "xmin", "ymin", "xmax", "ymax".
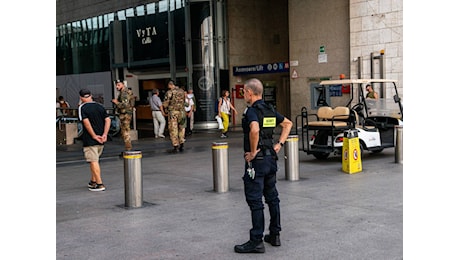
[{"xmin": 233, "ymin": 62, "xmax": 290, "ymax": 75}]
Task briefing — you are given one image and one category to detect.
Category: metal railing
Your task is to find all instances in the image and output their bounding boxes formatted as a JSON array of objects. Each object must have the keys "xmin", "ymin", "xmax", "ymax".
[{"xmin": 56, "ymin": 108, "xmax": 121, "ymax": 138}]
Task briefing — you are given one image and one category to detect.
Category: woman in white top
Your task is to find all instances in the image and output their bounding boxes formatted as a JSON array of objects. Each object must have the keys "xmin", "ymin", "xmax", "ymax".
[{"xmin": 218, "ymin": 90, "xmax": 238, "ymax": 138}]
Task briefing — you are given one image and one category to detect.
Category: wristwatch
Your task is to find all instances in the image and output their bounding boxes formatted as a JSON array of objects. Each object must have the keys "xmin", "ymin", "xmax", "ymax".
[{"xmin": 277, "ymin": 141, "xmax": 284, "ymax": 147}]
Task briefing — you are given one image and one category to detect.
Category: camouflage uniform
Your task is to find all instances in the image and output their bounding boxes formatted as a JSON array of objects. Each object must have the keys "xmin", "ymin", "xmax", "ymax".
[
  {"xmin": 163, "ymin": 86, "xmax": 186, "ymax": 150},
  {"xmin": 115, "ymin": 88, "xmax": 135, "ymax": 150}
]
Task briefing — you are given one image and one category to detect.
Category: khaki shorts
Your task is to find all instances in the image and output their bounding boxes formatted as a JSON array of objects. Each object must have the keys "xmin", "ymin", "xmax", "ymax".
[{"xmin": 83, "ymin": 145, "xmax": 104, "ymax": 162}]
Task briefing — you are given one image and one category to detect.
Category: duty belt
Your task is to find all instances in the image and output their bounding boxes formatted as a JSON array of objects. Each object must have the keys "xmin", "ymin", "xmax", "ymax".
[{"xmin": 256, "ymin": 148, "xmax": 277, "ymax": 160}]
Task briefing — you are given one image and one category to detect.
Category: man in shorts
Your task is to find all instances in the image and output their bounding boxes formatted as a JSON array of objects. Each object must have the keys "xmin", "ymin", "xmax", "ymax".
[{"xmin": 78, "ymin": 89, "xmax": 111, "ymax": 191}]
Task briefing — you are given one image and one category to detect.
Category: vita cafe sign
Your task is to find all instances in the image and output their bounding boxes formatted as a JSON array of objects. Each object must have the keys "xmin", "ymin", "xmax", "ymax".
[{"xmin": 136, "ymin": 26, "xmax": 157, "ymax": 44}]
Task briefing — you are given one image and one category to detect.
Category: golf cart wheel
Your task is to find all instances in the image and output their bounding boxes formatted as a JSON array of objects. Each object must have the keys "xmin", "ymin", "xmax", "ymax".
[{"xmin": 312, "ymin": 152, "xmax": 330, "ymax": 160}]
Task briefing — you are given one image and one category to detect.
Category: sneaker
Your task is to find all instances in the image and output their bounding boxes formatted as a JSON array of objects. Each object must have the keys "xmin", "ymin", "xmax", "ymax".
[
  {"xmin": 264, "ymin": 233, "xmax": 281, "ymax": 246},
  {"xmin": 179, "ymin": 143, "xmax": 184, "ymax": 152},
  {"xmin": 89, "ymin": 183, "xmax": 106, "ymax": 191},
  {"xmin": 220, "ymin": 134, "xmax": 227, "ymax": 138},
  {"xmin": 234, "ymin": 240, "xmax": 265, "ymax": 253},
  {"xmin": 159, "ymin": 134, "xmax": 165, "ymax": 138},
  {"xmin": 88, "ymin": 180, "xmax": 96, "ymax": 188}
]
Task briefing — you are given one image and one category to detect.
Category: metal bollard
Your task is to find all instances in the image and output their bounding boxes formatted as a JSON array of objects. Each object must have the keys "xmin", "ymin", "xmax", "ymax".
[
  {"xmin": 212, "ymin": 142, "xmax": 229, "ymax": 193},
  {"xmin": 395, "ymin": 125, "xmax": 403, "ymax": 164},
  {"xmin": 284, "ymin": 135, "xmax": 299, "ymax": 181},
  {"xmin": 123, "ymin": 151, "xmax": 143, "ymax": 208}
]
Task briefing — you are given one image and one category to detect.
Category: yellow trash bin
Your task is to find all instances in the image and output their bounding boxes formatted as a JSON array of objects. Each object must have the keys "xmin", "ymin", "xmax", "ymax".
[{"xmin": 342, "ymin": 129, "xmax": 362, "ymax": 174}]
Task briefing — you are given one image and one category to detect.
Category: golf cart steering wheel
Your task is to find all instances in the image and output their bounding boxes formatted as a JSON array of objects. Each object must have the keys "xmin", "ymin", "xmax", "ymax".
[
  {"xmin": 352, "ymin": 102, "xmax": 364, "ymax": 113},
  {"xmin": 352, "ymin": 103, "xmax": 365, "ymax": 118}
]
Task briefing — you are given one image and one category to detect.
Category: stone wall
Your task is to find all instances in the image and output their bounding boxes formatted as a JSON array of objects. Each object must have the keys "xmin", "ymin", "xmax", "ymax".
[{"xmin": 349, "ymin": 0, "xmax": 403, "ymax": 95}]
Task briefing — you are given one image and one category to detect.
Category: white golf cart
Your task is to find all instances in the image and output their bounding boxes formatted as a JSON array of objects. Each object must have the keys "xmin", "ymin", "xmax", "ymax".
[{"xmin": 296, "ymin": 79, "xmax": 403, "ymax": 160}]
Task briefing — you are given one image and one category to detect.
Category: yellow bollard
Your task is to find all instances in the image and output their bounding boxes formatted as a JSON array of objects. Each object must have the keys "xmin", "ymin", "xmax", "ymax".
[{"xmin": 342, "ymin": 129, "xmax": 362, "ymax": 174}]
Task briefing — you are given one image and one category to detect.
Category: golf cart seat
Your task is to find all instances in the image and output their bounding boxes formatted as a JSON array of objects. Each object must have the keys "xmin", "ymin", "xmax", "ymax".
[
  {"xmin": 351, "ymin": 109, "xmax": 377, "ymax": 131},
  {"xmin": 306, "ymin": 106, "xmax": 354, "ymax": 129}
]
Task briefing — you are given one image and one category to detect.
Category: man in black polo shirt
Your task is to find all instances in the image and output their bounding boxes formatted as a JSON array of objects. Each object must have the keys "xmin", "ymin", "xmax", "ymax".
[{"xmin": 78, "ymin": 89, "xmax": 111, "ymax": 191}]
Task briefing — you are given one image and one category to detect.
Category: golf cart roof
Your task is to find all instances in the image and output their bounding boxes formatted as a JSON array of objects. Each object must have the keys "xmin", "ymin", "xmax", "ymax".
[{"xmin": 319, "ymin": 79, "xmax": 398, "ymax": 85}]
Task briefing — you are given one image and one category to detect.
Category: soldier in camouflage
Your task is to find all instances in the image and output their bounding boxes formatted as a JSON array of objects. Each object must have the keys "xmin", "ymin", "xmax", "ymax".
[
  {"xmin": 112, "ymin": 80, "xmax": 135, "ymax": 150},
  {"xmin": 163, "ymin": 80, "xmax": 186, "ymax": 153}
]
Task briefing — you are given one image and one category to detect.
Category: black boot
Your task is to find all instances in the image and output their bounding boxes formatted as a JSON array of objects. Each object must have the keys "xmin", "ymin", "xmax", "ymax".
[
  {"xmin": 264, "ymin": 233, "xmax": 281, "ymax": 246},
  {"xmin": 234, "ymin": 240, "xmax": 265, "ymax": 253},
  {"xmin": 179, "ymin": 143, "xmax": 184, "ymax": 152},
  {"xmin": 168, "ymin": 146, "xmax": 179, "ymax": 154}
]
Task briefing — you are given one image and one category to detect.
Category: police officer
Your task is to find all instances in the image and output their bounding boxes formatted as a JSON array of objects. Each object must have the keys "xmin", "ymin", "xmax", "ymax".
[
  {"xmin": 234, "ymin": 78, "xmax": 293, "ymax": 254},
  {"xmin": 163, "ymin": 80, "xmax": 186, "ymax": 153},
  {"xmin": 112, "ymin": 80, "xmax": 135, "ymax": 150}
]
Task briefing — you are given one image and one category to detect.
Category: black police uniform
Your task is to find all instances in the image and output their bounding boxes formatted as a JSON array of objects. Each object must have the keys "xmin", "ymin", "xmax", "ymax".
[{"xmin": 241, "ymin": 99, "xmax": 285, "ymax": 243}]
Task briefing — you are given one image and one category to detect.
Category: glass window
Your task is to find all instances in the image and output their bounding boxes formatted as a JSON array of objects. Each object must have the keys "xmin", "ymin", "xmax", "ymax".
[
  {"xmin": 136, "ymin": 5, "xmax": 145, "ymax": 16},
  {"xmin": 57, "ymin": 0, "xmax": 190, "ymax": 76},
  {"xmin": 105, "ymin": 13, "xmax": 114, "ymax": 26},
  {"xmin": 86, "ymin": 18, "xmax": 92, "ymax": 30},
  {"xmin": 81, "ymin": 20, "xmax": 87, "ymax": 31},
  {"xmin": 126, "ymin": 8, "xmax": 135, "ymax": 17},
  {"xmin": 92, "ymin": 17, "xmax": 98, "ymax": 29},
  {"xmin": 176, "ymin": 0, "xmax": 183, "ymax": 9},
  {"xmin": 146, "ymin": 3, "xmax": 155, "ymax": 14},
  {"xmin": 98, "ymin": 16, "xmax": 103, "ymax": 28},
  {"xmin": 159, "ymin": 0, "xmax": 168, "ymax": 12},
  {"xmin": 117, "ymin": 10, "xmax": 126, "ymax": 20}
]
